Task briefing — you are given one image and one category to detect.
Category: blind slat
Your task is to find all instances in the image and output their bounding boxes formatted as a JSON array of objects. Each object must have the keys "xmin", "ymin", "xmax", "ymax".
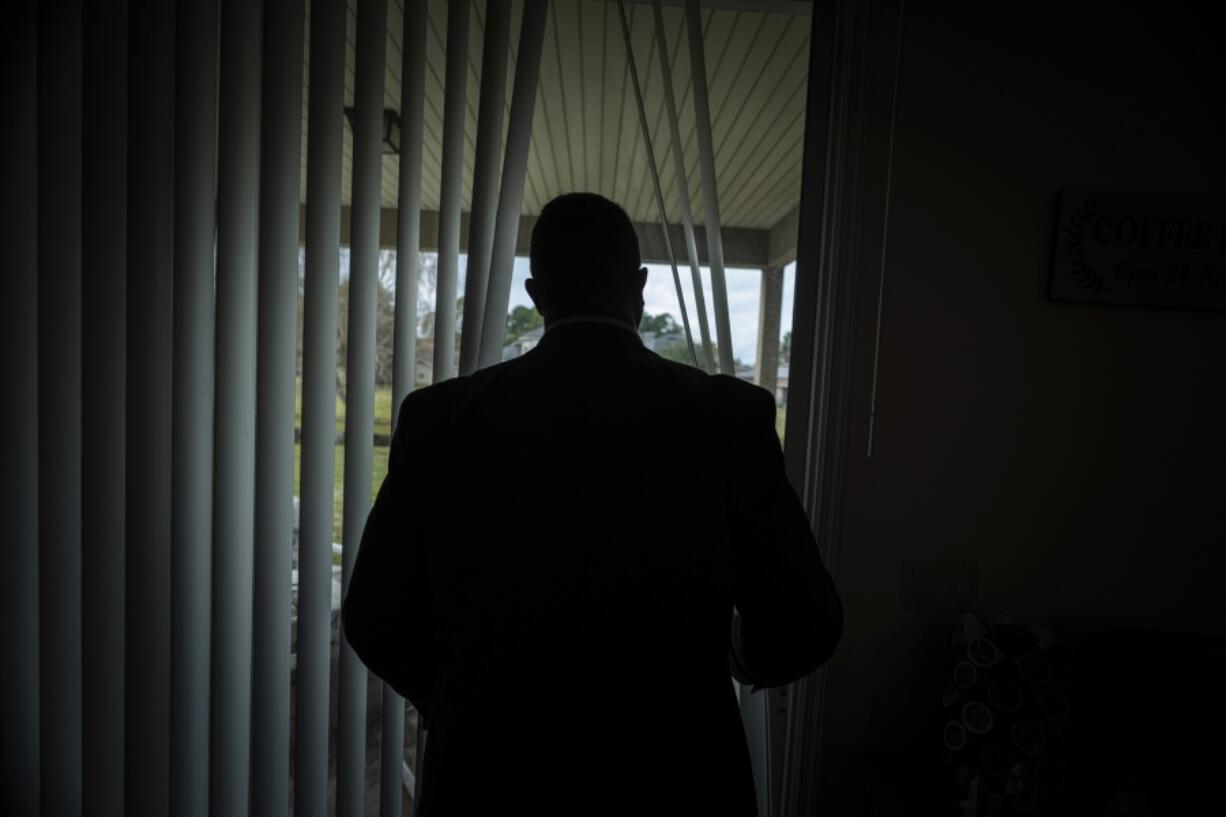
[
  {"xmin": 83, "ymin": 2, "xmax": 128, "ymax": 811},
  {"xmin": 336, "ymin": 0, "xmax": 390, "ymax": 814},
  {"xmin": 478, "ymin": 0, "xmax": 550, "ymax": 370},
  {"xmin": 126, "ymin": 0, "xmax": 174, "ymax": 811},
  {"xmin": 648, "ymin": 0, "xmax": 715, "ymax": 372},
  {"xmin": 383, "ymin": 1, "xmax": 430, "ymax": 811},
  {"xmin": 211, "ymin": 0, "xmax": 264, "ymax": 812},
  {"xmin": 296, "ymin": 0, "xmax": 348, "ymax": 812},
  {"xmin": 252, "ymin": 0, "xmax": 306, "ymax": 813},
  {"xmin": 1, "ymin": 6, "xmax": 42, "ymax": 814},
  {"xmin": 433, "ymin": 0, "xmax": 471, "ymax": 382},
  {"xmin": 171, "ymin": 2, "xmax": 219, "ymax": 814},
  {"xmin": 457, "ymin": 0, "xmax": 512, "ymax": 375}
]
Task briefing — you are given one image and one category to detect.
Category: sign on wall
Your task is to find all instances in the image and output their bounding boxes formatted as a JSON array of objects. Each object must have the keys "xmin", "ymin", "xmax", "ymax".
[{"xmin": 1049, "ymin": 190, "xmax": 1226, "ymax": 310}]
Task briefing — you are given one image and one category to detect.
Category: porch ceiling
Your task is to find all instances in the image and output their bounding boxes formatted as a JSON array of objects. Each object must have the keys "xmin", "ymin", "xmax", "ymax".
[{"xmin": 299, "ymin": 0, "xmax": 811, "ymax": 234}]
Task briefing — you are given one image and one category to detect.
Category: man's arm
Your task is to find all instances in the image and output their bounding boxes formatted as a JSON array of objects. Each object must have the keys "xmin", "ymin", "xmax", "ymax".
[
  {"xmin": 342, "ymin": 393, "xmax": 437, "ymax": 717},
  {"xmin": 727, "ymin": 384, "xmax": 843, "ymax": 690}
]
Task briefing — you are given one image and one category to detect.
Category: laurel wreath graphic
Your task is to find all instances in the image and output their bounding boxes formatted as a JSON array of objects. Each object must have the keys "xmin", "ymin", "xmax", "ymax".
[{"xmin": 1064, "ymin": 199, "xmax": 1107, "ymax": 294}]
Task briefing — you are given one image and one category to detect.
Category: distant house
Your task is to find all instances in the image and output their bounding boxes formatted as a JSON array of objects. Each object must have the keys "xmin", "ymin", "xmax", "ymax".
[
  {"xmin": 501, "ymin": 325, "xmax": 545, "ymax": 360},
  {"xmin": 737, "ymin": 363, "xmax": 789, "ymax": 407},
  {"xmin": 497, "ymin": 327, "xmax": 788, "ymax": 405},
  {"xmin": 640, "ymin": 330, "xmax": 683, "ymax": 353},
  {"xmin": 412, "ymin": 338, "xmax": 434, "ymax": 386},
  {"xmin": 415, "ymin": 358, "xmax": 433, "ymax": 388}
]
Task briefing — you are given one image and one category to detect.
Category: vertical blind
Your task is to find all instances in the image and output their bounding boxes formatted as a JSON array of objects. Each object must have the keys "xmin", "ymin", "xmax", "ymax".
[
  {"xmin": 82, "ymin": 1, "xmax": 128, "ymax": 815},
  {"xmin": 4, "ymin": 1, "xmax": 548, "ymax": 813},
  {"xmin": 253, "ymin": 0, "xmax": 306, "ymax": 814},
  {"xmin": 297, "ymin": 0, "xmax": 347, "ymax": 811},
  {"xmin": 0, "ymin": 0, "xmax": 791, "ymax": 814},
  {"xmin": 0, "ymin": 6, "xmax": 42, "ymax": 813},
  {"xmin": 171, "ymin": 0, "xmax": 220, "ymax": 814},
  {"xmin": 127, "ymin": 0, "xmax": 176, "ymax": 813}
]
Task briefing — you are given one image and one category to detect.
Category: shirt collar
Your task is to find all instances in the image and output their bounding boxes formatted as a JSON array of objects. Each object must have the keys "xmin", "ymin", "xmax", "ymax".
[
  {"xmin": 535, "ymin": 314, "xmax": 644, "ymax": 350},
  {"xmin": 544, "ymin": 314, "xmax": 639, "ymax": 335}
]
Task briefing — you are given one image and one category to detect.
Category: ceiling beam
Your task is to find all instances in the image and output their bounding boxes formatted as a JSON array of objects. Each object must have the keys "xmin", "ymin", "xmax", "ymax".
[
  {"xmin": 639, "ymin": 220, "xmax": 770, "ymax": 268},
  {"xmin": 300, "ymin": 205, "xmax": 772, "ymax": 268},
  {"xmin": 610, "ymin": 0, "xmax": 812, "ymax": 15},
  {"xmin": 767, "ymin": 204, "xmax": 799, "ymax": 268}
]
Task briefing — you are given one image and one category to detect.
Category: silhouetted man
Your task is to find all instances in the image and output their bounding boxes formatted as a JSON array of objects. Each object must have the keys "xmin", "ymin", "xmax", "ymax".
[{"xmin": 343, "ymin": 192, "xmax": 842, "ymax": 816}]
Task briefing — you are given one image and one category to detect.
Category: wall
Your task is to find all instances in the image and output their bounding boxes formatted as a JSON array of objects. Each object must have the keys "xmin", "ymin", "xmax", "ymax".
[{"xmin": 815, "ymin": 1, "xmax": 1226, "ymax": 810}]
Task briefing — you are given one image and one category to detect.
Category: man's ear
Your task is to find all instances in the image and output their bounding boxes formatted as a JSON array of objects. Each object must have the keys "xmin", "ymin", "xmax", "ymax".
[
  {"xmin": 635, "ymin": 266, "xmax": 648, "ymax": 292},
  {"xmin": 524, "ymin": 276, "xmax": 545, "ymax": 315}
]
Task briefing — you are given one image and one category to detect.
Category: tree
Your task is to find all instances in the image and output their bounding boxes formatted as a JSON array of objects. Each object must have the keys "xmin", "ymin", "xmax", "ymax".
[
  {"xmin": 296, "ymin": 249, "xmax": 443, "ymax": 400},
  {"xmin": 296, "ymin": 247, "xmax": 306, "ymax": 374},
  {"xmin": 504, "ymin": 304, "xmax": 543, "ymax": 344},
  {"xmin": 373, "ymin": 250, "xmax": 397, "ymax": 386},
  {"xmin": 654, "ymin": 336, "xmax": 696, "ymax": 365},
  {"xmin": 639, "ymin": 312, "xmax": 678, "ymax": 335},
  {"xmin": 642, "ymin": 311, "xmax": 698, "ymax": 367},
  {"xmin": 780, "ymin": 330, "xmax": 791, "ymax": 364},
  {"xmin": 653, "ymin": 337, "xmax": 742, "ymax": 370},
  {"xmin": 335, "ymin": 249, "xmax": 398, "ymax": 399},
  {"xmin": 415, "ymin": 252, "xmax": 438, "ymax": 338}
]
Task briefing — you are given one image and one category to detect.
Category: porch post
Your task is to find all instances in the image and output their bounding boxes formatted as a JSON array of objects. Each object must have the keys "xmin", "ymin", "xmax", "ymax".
[{"xmin": 754, "ymin": 265, "xmax": 785, "ymax": 400}]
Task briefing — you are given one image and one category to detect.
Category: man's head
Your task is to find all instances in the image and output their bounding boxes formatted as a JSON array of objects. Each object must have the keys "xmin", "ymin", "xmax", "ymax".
[{"xmin": 525, "ymin": 193, "xmax": 648, "ymax": 327}]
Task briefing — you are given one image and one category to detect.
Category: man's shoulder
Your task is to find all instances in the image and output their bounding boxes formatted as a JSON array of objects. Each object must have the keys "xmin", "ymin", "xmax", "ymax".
[
  {"xmin": 642, "ymin": 355, "xmax": 776, "ymax": 429},
  {"xmin": 400, "ymin": 353, "xmax": 773, "ymax": 419},
  {"xmin": 711, "ymin": 372, "xmax": 777, "ymax": 422},
  {"xmin": 396, "ymin": 357, "xmax": 526, "ymax": 417},
  {"xmin": 394, "ymin": 372, "xmax": 474, "ymax": 423},
  {"xmin": 706, "ymin": 370, "xmax": 773, "ymax": 400}
]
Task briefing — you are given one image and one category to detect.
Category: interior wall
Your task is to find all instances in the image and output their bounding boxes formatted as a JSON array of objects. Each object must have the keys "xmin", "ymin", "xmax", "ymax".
[{"xmin": 815, "ymin": 1, "xmax": 1226, "ymax": 810}]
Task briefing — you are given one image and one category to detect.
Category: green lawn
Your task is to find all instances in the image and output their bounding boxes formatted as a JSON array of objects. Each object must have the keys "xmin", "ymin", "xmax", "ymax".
[
  {"xmin": 292, "ymin": 376, "xmax": 395, "ymax": 446},
  {"xmin": 293, "ymin": 376, "xmax": 394, "ymax": 555}
]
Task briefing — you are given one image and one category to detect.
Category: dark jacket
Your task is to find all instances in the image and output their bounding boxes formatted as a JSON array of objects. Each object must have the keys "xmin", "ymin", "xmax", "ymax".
[{"xmin": 342, "ymin": 319, "xmax": 842, "ymax": 816}]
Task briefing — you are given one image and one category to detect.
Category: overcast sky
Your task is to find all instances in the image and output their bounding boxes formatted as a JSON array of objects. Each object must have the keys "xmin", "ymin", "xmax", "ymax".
[
  {"xmin": 428, "ymin": 253, "xmax": 795, "ymax": 367},
  {"xmin": 505, "ymin": 257, "xmax": 795, "ymax": 367}
]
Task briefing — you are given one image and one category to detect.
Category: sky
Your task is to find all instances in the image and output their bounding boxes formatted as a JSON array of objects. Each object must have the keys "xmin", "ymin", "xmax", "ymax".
[
  {"xmin": 405, "ymin": 252, "xmax": 796, "ymax": 368},
  {"xmin": 505, "ymin": 257, "xmax": 795, "ymax": 367}
]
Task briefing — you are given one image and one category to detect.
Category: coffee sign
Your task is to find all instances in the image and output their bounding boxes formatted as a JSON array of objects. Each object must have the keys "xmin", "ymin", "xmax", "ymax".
[{"xmin": 1049, "ymin": 190, "xmax": 1226, "ymax": 310}]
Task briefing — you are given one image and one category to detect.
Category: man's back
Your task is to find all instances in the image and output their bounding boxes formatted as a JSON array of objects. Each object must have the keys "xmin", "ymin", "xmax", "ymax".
[{"xmin": 344, "ymin": 319, "xmax": 840, "ymax": 816}]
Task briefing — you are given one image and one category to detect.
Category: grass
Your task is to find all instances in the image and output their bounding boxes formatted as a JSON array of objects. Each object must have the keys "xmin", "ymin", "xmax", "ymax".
[
  {"xmin": 293, "ymin": 376, "xmax": 393, "ymax": 555},
  {"xmin": 292, "ymin": 375, "xmax": 395, "ymax": 445}
]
